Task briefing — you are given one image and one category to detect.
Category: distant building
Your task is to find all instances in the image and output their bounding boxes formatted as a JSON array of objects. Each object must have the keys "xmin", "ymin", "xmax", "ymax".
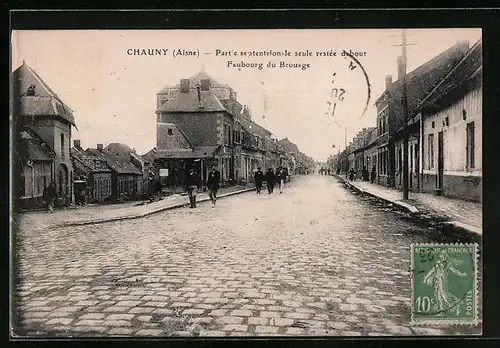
[
  {"xmin": 98, "ymin": 144, "xmax": 143, "ymax": 200},
  {"xmin": 71, "ymin": 140, "xmax": 112, "ymax": 204},
  {"xmin": 155, "ymin": 70, "xmax": 288, "ymax": 191},
  {"xmin": 12, "ymin": 62, "xmax": 77, "ymax": 210}
]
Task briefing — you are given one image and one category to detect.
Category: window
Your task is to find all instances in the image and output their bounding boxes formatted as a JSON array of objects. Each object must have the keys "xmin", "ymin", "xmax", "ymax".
[
  {"xmin": 26, "ymin": 85, "xmax": 36, "ymax": 96},
  {"xmin": 60, "ymin": 134, "xmax": 65, "ymax": 159},
  {"xmin": 224, "ymin": 125, "xmax": 229, "ymax": 145},
  {"xmin": 427, "ymin": 134, "xmax": 434, "ymax": 169},
  {"xmin": 167, "ymin": 128, "xmax": 173, "ymax": 135},
  {"xmin": 466, "ymin": 122, "xmax": 475, "ymax": 169}
]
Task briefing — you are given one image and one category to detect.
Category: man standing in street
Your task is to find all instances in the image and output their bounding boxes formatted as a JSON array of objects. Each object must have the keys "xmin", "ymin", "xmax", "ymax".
[
  {"xmin": 371, "ymin": 165, "xmax": 377, "ymax": 184},
  {"xmin": 277, "ymin": 165, "xmax": 286, "ymax": 193},
  {"xmin": 43, "ymin": 181, "xmax": 57, "ymax": 213},
  {"xmin": 254, "ymin": 167, "xmax": 264, "ymax": 194},
  {"xmin": 185, "ymin": 167, "xmax": 199, "ymax": 208},
  {"xmin": 206, "ymin": 164, "xmax": 221, "ymax": 207},
  {"xmin": 265, "ymin": 167, "xmax": 276, "ymax": 194}
]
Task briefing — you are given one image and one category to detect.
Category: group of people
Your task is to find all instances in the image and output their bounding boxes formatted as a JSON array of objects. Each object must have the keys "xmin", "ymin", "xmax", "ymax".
[
  {"xmin": 348, "ymin": 165, "xmax": 377, "ymax": 183},
  {"xmin": 184, "ymin": 164, "xmax": 289, "ymax": 209},
  {"xmin": 253, "ymin": 166, "xmax": 287, "ymax": 195},
  {"xmin": 318, "ymin": 168, "xmax": 331, "ymax": 176},
  {"xmin": 184, "ymin": 165, "xmax": 221, "ymax": 209}
]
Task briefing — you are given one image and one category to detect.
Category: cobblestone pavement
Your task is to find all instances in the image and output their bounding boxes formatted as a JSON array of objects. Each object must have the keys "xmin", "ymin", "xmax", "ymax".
[{"xmin": 11, "ymin": 175, "xmax": 482, "ymax": 338}]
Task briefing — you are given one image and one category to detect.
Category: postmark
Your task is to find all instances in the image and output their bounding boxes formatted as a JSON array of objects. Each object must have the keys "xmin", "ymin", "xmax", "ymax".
[{"xmin": 410, "ymin": 243, "xmax": 479, "ymax": 325}]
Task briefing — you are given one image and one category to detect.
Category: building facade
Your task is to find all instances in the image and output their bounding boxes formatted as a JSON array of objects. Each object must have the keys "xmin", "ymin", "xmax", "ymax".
[
  {"xmin": 13, "ymin": 62, "xmax": 76, "ymax": 210},
  {"xmin": 71, "ymin": 140, "xmax": 113, "ymax": 204},
  {"xmin": 419, "ymin": 40, "xmax": 482, "ymax": 202},
  {"xmin": 155, "ymin": 71, "xmax": 290, "ymax": 191}
]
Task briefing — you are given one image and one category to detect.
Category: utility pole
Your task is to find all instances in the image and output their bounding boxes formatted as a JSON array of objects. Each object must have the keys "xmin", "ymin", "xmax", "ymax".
[{"xmin": 401, "ymin": 29, "xmax": 409, "ymax": 200}]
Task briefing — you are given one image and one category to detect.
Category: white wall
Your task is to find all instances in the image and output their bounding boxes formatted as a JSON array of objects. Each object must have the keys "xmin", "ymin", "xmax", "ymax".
[{"xmin": 423, "ymin": 85, "xmax": 482, "ymax": 175}]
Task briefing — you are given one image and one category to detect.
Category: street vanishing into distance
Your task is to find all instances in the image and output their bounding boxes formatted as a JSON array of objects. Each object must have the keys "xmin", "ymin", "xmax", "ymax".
[{"xmin": 12, "ymin": 175, "xmax": 481, "ymax": 337}]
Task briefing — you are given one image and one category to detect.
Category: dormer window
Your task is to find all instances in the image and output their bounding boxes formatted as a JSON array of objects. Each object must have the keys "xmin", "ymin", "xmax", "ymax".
[{"xmin": 26, "ymin": 85, "xmax": 36, "ymax": 96}]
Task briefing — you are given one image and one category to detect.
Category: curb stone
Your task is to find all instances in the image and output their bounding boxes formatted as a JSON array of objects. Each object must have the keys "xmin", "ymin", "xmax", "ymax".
[
  {"xmin": 333, "ymin": 174, "xmax": 481, "ymax": 237},
  {"xmin": 335, "ymin": 175, "xmax": 420, "ymax": 215},
  {"xmin": 57, "ymin": 187, "xmax": 256, "ymax": 228}
]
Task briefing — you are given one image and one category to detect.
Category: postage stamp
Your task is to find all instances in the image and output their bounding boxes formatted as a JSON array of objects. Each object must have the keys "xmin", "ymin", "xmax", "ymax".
[{"xmin": 410, "ymin": 243, "xmax": 479, "ymax": 325}]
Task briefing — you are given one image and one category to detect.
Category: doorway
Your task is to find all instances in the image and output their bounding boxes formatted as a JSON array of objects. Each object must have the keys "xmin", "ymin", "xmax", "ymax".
[
  {"xmin": 57, "ymin": 164, "xmax": 69, "ymax": 206},
  {"xmin": 437, "ymin": 131, "xmax": 444, "ymax": 189}
]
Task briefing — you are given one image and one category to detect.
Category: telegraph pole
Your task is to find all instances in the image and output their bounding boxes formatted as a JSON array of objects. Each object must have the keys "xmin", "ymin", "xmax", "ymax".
[{"xmin": 401, "ymin": 29, "xmax": 409, "ymax": 200}]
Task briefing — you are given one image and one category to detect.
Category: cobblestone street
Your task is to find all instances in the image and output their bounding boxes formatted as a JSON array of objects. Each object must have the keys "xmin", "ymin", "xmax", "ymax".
[{"xmin": 12, "ymin": 175, "xmax": 482, "ymax": 337}]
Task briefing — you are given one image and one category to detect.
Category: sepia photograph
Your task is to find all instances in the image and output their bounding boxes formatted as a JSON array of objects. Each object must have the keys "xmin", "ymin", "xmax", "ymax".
[{"xmin": 10, "ymin": 27, "xmax": 482, "ymax": 338}]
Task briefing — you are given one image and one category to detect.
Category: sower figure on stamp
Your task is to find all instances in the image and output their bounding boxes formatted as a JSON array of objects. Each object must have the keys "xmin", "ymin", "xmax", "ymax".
[
  {"xmin": 254, "ymin": 167, "xmax": 264, "ymax": 194},
  {"xmin": 206, "ymin": 164, "xmax": 221, "ymax": 207},
  {"xmin": 423, "ymin": 249, "xmax": 467, "ymax": 316},
  {"xmin": 185, "ymin": 167, "xmax": 200, "ymax": 209},
  {"xmin": 265, "ymin": 167, "xmax": 276, "ymax": 194}
]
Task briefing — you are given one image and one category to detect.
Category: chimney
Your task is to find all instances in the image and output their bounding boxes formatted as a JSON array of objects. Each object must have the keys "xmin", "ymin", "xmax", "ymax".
[
  {"xmin": 200, "ymin": 79, "xmax": 210, "ymax": 91},
  {"xmin": 456, "ymin": 40, "xmax": 470, "ymax": 53},
  {"xmin": 73, "ymin": 139, "xmax": 81, "ymax": 149},
  {"xmin": 397, "ymin": 56, "xmax": 405, "ymax": 82},
  {"xmin": 180, "ymin": 79, "xmax": 190, "ymax": 93},
  {"xmin": 97, "ymin": 144, "xmax": 103, "ymax": 152},
  {"xmin": 385, "ymin": 75, "xmax": 392, "ymax": 90}
]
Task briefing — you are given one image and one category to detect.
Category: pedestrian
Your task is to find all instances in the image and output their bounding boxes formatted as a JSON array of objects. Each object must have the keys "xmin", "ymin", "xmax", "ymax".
[
  {"xmin": 185, "ymin": 167, "xmax": 199, "ymax": 208},
  {"xmin": 43, "ymin": 181, "xmax": 57, "ymax": 213},
  {"xmin": 254, "ymin": 167, "xmax": 264, "ymax": 194},
  {"xmin": 206, "ymin": 164, "xmax": 221, "ymax": 207},
  {"xmin": 362, "ymin": 166, "xmax": 368, "ymax": 181},
  {"xmin": 349, "ymin": 168, "xmax": 355, "ymax": 182},
  {"xmin": 277, "ymin": 166, "xmax": 286, "ymax": 193},
  {"xmin": 265, "ymin": 168, "xmax": 276, "ymax": 194},
  {"xmin": 371, "ymin": 165, "xmax": 377, "ymax": 184}
]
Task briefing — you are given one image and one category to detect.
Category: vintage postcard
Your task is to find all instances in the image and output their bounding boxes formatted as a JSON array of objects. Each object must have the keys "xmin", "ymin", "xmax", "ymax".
[{"xmin": 10, "ymin": 27, "xmax": 482, "ymax": 338}]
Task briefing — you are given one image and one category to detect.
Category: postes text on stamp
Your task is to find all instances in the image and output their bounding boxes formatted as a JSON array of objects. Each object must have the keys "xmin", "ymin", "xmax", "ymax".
[{"xmin": 410, "ymin": 243, "xmax": 479, "ymax": 325}]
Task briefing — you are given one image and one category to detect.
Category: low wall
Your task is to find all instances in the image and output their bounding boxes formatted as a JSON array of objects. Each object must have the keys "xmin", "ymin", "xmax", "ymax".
[{"xmin": 421, "ymin": 173, "xmax": 482, "ymax": 203}]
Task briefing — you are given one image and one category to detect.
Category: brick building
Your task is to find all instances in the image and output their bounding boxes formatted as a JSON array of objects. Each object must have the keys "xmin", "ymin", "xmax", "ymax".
[{"xmin": 155, "ymin": 70, "xmax": 290, "ymax": 191}]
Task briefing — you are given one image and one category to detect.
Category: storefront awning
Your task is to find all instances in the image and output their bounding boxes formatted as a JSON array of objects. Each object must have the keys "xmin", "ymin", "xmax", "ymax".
[{"xmin": 156, "ymin": 146, "xmax": 220, "ymax": 159}]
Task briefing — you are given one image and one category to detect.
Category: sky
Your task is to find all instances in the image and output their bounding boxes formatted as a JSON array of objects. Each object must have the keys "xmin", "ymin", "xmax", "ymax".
[{"xmin": 11, "ymin": 29, "xmax": 481, "ymax": 161}]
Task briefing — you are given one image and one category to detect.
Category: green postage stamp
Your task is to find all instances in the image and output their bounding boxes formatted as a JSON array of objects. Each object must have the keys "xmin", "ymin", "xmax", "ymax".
[{"xmin": 410, "ymin": 243, "xmax": 479, "ymax": 325}]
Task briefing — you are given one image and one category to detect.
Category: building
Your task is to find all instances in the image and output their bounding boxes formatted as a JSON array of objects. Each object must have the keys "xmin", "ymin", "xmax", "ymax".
[
  {"xmin": 103, "ymin": 143, "xmax": 146, "ymax": 197},
  {"xmin": 417, "ymin": 40, "xmax": 482, "ymax": 202},
  {"xmin": 374, "ymin": 40, "xmax": 471, "ymax": 188},
  {"xmin": 363, "ymin": 128, "xmax": 379, "ymax": 178},
  {"xmin": 89, "ymin": 144, "xmax": 143, "ymax": 201},
  {"xmin": 71, "ymin": 140, "xmax": 112, "ymax": 204},
  {"xmin": 12, "ymin": 62, "xmax": 76, "ymax": 210},
  {"xmin": 155, "ymin": 70, "xmax": 288, "ymax": 191},
  {"xmin": 14, "ymin": 126, "xmax": 56, "ymax": 210}
]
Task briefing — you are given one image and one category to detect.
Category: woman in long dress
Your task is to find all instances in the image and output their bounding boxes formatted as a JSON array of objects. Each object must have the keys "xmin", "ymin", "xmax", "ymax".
[{"xmin": 423, "ymin": 250, "xmax": 467, "ymax": 315}]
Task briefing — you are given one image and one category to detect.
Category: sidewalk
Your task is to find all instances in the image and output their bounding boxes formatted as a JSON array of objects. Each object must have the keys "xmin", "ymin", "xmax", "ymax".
[
  {"xmin": 335, "ymin": 174, "xmax": 482, "ymax": 236},
  {"xmin": 16, "ymin": 184, "xmax": 256, "ymax": 230}
]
